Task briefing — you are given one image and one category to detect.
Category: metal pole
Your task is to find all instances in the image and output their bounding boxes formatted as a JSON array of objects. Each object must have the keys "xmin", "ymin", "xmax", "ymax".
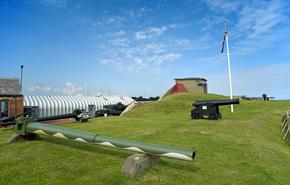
[
  {"xmin": 0, "ymin": 57, "xmax": 1, "ymax": 77},
  {"xmin": 20, "ymin": 65, "xmax": 23, "ymax": 92},
  {"xmin": 225, "ymin": 22, "xmax": 234, "ymax": 113}
]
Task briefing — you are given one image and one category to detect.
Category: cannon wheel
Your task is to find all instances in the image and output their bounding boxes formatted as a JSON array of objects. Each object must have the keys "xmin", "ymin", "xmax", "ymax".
[
  {"xmin": 209, "ymin": 114, "xmax": 218, "ymax": 120},
  {"xmin": 191, "ymin": 115, "xmax": 197, "ymax": 119},
  {"xmin": 191, "ymin": 114, "xmax": 200, "ymax": 119}
]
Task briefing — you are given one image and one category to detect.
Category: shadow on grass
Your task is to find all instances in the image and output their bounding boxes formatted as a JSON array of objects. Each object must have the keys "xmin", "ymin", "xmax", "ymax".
[
  {"xmin": 36, "ymin": 136, "xmax": 200, "ymax": 173},
  {"xmin": 158, "ymin": 160, "xmax": 200, "ymax": 173}
]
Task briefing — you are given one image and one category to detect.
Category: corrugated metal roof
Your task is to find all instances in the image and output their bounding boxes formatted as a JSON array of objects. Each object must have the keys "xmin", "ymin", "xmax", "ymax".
[{"xmin": 0, "ymin": 78, "xmax": 21, "ymax": 95}]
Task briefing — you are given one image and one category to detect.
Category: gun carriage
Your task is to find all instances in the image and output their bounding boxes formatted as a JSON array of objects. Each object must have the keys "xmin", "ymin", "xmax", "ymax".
[{"xmin": 191, "ymin": 99, "xmax": 240, "ymax": 120}]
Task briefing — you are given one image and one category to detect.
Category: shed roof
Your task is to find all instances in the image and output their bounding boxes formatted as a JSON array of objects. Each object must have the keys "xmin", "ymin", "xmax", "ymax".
[
  {"xmin": 174, "ymin": 77, "xmax": 207, "ymax": 81},
  {"xmin": 0, "ymin": 78, "xmax": 21, "ymax": 96}
]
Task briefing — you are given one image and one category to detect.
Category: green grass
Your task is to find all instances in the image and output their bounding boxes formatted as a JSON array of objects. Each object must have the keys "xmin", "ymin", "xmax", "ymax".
[{"xmin": 1, "ymin": 93, "xmax": 290, "ymax": 185}]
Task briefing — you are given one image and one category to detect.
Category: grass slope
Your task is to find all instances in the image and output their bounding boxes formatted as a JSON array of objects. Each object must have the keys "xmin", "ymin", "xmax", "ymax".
[{"xmin": 0, "ymin": 93, "xmax": 290, "ymax": 185}]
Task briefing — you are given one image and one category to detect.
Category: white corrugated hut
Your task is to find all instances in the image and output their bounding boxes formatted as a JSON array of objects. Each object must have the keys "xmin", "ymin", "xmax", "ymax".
[{"xmin": 24, "ymin": 95, "xmax": 134, "ymax": 118}]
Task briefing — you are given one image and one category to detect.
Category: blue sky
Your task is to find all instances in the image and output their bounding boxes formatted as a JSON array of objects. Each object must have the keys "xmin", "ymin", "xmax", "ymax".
[{"xmin": 0, "ymin": 0, "xmax": 289, "ymax": 99}]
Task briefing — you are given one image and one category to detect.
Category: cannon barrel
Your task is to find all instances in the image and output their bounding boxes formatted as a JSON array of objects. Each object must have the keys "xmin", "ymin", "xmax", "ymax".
[
  {"xmin": 1, "ymin": 121, "xmax": 16, "ymax": 127},
  {"xmin": 17, "ymin": 121, "xmax": 196, "ymax": 161},
  {"xmin": 194, "ymin": 99, "xmax": 240, "ymax": 106},
  {"xmin": 103, "ymin": 102, "xmax": 126, "ymax": 110},
  {"xmin": 1, "ymin": 112, "xmax": 80, "ymax": 127},
  {"xmin": 36, "ymin": 113, "xmax": 75, "ymax": 122},
  {"xmin": 0, "ymin": 119, "xmax": 16, "ymax": 126},
  {"xmin": 0, "ymin": 110, "xmax": 36, "ymax": 127},
  {"xmin": 1, "ymin": 117, "xmax": 16, "ymax": 126}
]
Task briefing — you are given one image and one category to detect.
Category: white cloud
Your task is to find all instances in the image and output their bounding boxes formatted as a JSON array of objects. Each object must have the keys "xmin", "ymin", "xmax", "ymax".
[
  {"xmin": 62, "ymin": 82, "xmax": 83, "ymax": 95},
  {"xmin": 133, "ymin": 57, "xmax": 143, "ymax": 65},
  {"xmin": 169, "ymin": 23, "xmax": 186, "ymax": 28},
  {"xmin": 135, "ymin": 31, "xmax": 148, "ymax": 40},
  {"xmin": 109, "ymin": 38, "xmax": 129, "ymax": 46},
  {"xmin": 171, "ymin": 35, "xmax": 214, "ymax": 50},
  {"xmin": 235, "ymin": 0, "xmax": 286, "ymax": 39},
  {"xmin": 100, "ymin": 59, "xmax": 116, "ymax": 65},
  {"xmin": 147, "ymin": 53, "xmax": 182, "ymax": 64},
  {"xmin": 26, "ymin": 82, "xmax": 86, "ymax": 96},
  {"xmin": 32, "ymin": 0, "xmax": 67, "ymax": 10},
  {"xmin": 114, "ymin": 30, "xmax": 126, "ymax": 36},
  {"xmin": 148, "ymin": 26, "xmax": 167, "ymax": 36},
  {"xmin": 142, "ymin": 44, "xmax": 165, "ymax": 54},
  {"xmin": 174, "ymin": 39, "xmax": 191, "ymax": 45},
  {"xmin": 204, "ymin": 0, "xmax": 243, "ymax": 13},
  {"xmin": 135, "ymin": 26, "xmax": 168, "ymax": 40},
  {"xmin": 202, "ymin": 0, "xmax": 288, "ymax": 55},
  {"xmin": 200, "ymin": 15, "xmax": 227, "ymax": 32},
  {"xmin": 207, "ymin": 62, "xmax": 290, "ymax": 99},
  {"xmin": 116, "ymin": 47, "xmax": 135, "ymax": 58},
  {"xmin": 99, "ymin": 52, "xmax": 182, "ymax": 74},
  {"xmin": 197, "ymin": 55, "xmax": 225, "ymax": 65},
  {"xmin": 27, "ymin": 85, "xmax": 53, "ymax": 92},
  {"xmin": 126, "ymin": 7, "xmax": 153, "ymax": 18},
  {"xmin": 98, "ymin": 15, "xmax": 126, "ymax": 25}
]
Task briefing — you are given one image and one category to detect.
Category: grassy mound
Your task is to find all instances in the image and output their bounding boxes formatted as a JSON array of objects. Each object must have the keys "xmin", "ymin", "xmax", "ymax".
[{"xmin": 0, "ymin": 93, "xmax": 289, "ymax": 185}]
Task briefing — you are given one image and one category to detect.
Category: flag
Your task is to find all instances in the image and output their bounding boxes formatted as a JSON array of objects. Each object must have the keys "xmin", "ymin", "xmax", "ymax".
[
  {"xmin": 221, "ymin": 22, "xmax": 228, "ymax": 53},
  {"xmin": 221, "ymin": 31, "xmax": 227, "ymax": 53}
]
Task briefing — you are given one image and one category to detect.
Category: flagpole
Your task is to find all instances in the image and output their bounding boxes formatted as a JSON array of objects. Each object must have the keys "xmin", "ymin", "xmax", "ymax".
[{"xmin": 225, "ymin": 21, "xmax": 234, "ymax": 112}]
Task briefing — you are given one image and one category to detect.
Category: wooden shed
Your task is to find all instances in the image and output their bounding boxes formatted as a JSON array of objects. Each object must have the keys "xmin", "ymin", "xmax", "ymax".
[{"xmin": 0, "ymin": 78, "xmax": 23, "ymax": 125}]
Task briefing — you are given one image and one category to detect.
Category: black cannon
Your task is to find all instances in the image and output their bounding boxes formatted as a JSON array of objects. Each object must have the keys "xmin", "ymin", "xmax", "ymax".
[
  {"xmin": 191, "ymin": 99, "xmax": 240, "ymax": 120},
  {"xmin": 132, "ymin": 96, "xmax": 160, "ymax": 101},
  {"xmin": 95, "ymin": 102, "xmax": 127, "ymax": 117}
]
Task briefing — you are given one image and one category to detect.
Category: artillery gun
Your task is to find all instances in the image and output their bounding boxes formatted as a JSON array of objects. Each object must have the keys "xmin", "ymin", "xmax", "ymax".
[
  {"xmin": 95, "ymin": 102, "xmax": 127, "ymax": 117},
  {"xmin": 3, "ymin": 102, "xmax": 197, "ymax": 176},
  {"xmin": 191, "ymin": 99, "xmax": 240, "ymax": 120},
  {"xmin": 12, "ymin": 116, "xmax": 196, "ymax": 161},
  {"xmin": 132, "ymin": 96, "xmax": 160, "ymax": 101},
  {"xmin": 1, "ymin": 109, "xmax": 90, "ymax": 127}
]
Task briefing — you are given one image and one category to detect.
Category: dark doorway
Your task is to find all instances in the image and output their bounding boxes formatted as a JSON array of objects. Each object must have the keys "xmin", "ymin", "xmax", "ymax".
[{"xmin": 0, "ymin": 99, "xmax": 9, "ymax": 118}]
